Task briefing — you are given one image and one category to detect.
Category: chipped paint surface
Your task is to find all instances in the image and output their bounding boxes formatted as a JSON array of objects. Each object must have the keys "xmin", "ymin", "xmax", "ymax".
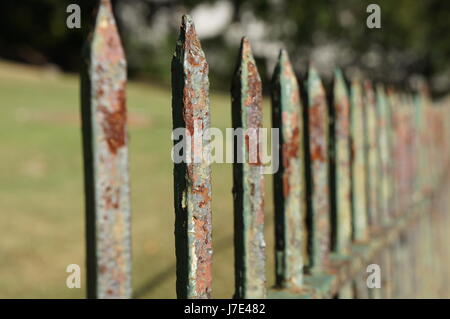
[
  {"xmin": 81, "ymin": 0, "xmax": 132, "ymax": 299},
  {"xmin": 307, "ymin": 67, "xmax": 330, "ymax": 272},
  {"xmin": 172, "ymin": 15, "xmax": 212, "ymax": 299},
  {"xmin": 389, "ymin": 90, "xmax": 403, "ymax": 213},
  {"xmin": 268, "ymin": 77, "xmax": 450, "ymax": 299},
  {"xmin": 333, "ymin": 70, "xmax": 352, "ymax": 252},
  {"xmin": 375, "ymin": 86, "xmax": 391, "ymax": 226},
  {"xmin": 232, "ymin": 37, "xmax": 266, "ymax": 299},
  {"xmin": 350, "ymin": 80, "xmax": 368, "ymax": 242},
  {"xmin": 271, "ymin": 50, "xmax": 304, "ymax": 289},
  {"xmin": 363, "ymin": 81, "xmax": 380, "ymax": 232}
]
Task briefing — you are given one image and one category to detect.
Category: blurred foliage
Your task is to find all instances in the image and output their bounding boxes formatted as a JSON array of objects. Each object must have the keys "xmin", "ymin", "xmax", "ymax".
[{"xmin": 0, "ymin": 0, "xmax": 449, "ymax": 95}]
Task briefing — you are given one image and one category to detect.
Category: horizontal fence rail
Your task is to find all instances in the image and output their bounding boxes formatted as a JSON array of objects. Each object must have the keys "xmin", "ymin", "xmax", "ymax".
[{"xmin": 80, "ymin": 1, "xmax": 450, "ymax": 299}]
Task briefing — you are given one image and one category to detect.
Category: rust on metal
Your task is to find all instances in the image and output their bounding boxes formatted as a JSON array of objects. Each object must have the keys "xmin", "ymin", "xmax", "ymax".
[
  {"xmin": 332, "ymin": 70, "xmax": 352, "ymax": 253},
  {"xmin": 350, "ymin": 79, "xmax": 368, "ymax": 242},
  {"xmin": 375, "ymin": 85, "xmax": 391, "ymax": 226},
  {"xmin": 385, "ymin": 88, "xmax": 397, "ymax": 217},
  {"xmin": 271, "ymin": 49, "xmax": 304, "ymax": 289},
  {"xmin": 231, "ymin": 37, "xmax": 266, "ymax": 299},
  {"xmin": 80, "ymin": 0, "xmax": 132, "ymax": 299},
  {"xmin": 171, "ymin": 15, "xmax": 212, "ymax": 299},
  {"xmin": 306, "ymin": 66, "xmax": 330, "ymax": 273},
  {"xmin": 363, "ymin": 80, "xmax": 380, "ymax": 232}
]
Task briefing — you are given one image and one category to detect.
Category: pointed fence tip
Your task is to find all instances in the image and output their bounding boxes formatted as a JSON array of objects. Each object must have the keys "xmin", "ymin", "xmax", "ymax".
[
  {"xmin": 179, "ymin": 14, "xmax": 196, "ymax": 38},
  {"xmin": 351, "ymin": 77, "xmax": 361, "ymax": 88},
  {"xmin": 235, "ymin": 37, "xmax": 260, "ymax": 81},
  {"xmin": 175, "ymin": 14, "xmax": 205, "ymax": 61},
  {"xmin": 277, "ymin": 49, "xmax": 292, "ymax": 69},
  {"xmin": 278, "ymin": 48, "xmax": 288, "ymax": 61},
  {"xmin": 176, "ymin": 14, "xmax": 198, "ymax": 43},
  {"xmin": 334, "ymin": 68, "xmax": 344, "ymax": 81},
  {"xmin": 181, "ymin": 14, "xmax": 194, "ymax": 28},
  {"xmin": 90, "ymin": 0, "xmax": 124, "ymax": 60},
  {"xmin": 308, "ymin": 64, "xmax": 324, "ymax": 92},
  {"xmin": 240, "ymin": 36, "xmax": 250, "ymax": 51}
]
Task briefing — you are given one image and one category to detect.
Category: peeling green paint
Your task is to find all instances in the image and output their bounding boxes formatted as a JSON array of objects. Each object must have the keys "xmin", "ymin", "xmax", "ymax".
[
  {"xmin": 332, "ymin": 70, "xmax": 352, "ymax": 253},
  {"xmin": 350, "ymin": 79, "xmax": 368, "ymax": 242},
  {"xmin": 306, "ymin": 66, "xmax": 330, "ymax": 273},
  {"xmin": 172, "ymin": 15, "xmax": 212, "ymax": 299},
  {"xmin": 231, "ymin": 37, "xmax": 266, "ymax": 299},
  {"xmin": 271, "ymin": 50, "xmax": 304, "ymax": 289},
  {"xmin": 376, "ymin": 85, "xmax": 391, "ymax": 227},
  {"xmin": 364, "ymin": 81, "xmax": 380, "ymax": 232}
]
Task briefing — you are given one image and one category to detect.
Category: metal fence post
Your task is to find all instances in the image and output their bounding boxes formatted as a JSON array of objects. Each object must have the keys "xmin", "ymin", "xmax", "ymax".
[
  {"xmin": 332, "ymin": 70, "xmax": 352, "ymax": 253},
  {"xmin": 231, "ymin": 37, "xmax": 266, "ymax": 299},
  {"xmin": 80, "ymin": 0, "xmax": 132, "ymax": 299},
  {"xmin": 171, "ymin": 15, "xmax": 213, "ymax": 299},
  {"xmin": 350, "ymin": 79, "xmax": 369, "ymax": 242},
  {"xmin": 271, "ymin": 49, "xmax": 304, "ymax": 289},
  {"xmin": 363, "ymin": 81, "xmax": 380, "ymax": 232},
  {"xmin": 306, "ymin": 66, "xmax": 330, "ymax": 273}
]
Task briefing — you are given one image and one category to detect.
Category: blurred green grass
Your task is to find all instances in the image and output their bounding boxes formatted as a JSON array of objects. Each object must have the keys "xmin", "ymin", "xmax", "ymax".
[{"xmin": 0, "ymin": 60, "xmax": 275, "ymax": 298}]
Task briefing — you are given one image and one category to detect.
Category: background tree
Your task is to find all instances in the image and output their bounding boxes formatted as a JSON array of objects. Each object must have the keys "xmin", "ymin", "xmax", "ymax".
[{"xmin": 0, "ymin": 0, "xmax": 448, "ymax": 96}]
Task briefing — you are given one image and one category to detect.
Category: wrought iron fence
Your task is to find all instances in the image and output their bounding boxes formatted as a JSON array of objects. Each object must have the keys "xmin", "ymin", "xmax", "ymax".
[{"xmin": 80, "ymin": 0, "xmax": 450, "ymax": 299}]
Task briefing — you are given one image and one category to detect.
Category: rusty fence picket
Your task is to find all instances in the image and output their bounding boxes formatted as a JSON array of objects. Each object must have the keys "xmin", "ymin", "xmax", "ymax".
[
  {"xmin": 331, "ymin": 69, "xmax": 352, "ymax": 254},
  {"xmin": 80, "ymin": 7, "xmax": 450, "ymax": 299},
  {"xmin": 271, "ymin": 49, "xmax": 305, "ymax": 290},
  {"xmin": 81, "ymin": 0, "xmax": 132, "ymax": 299},
  {"xmin": 363, "ymin": 81, "xmax": 380, "ymax": 232},
  {"xmin": 171, "ymin": 15, "xmax": 213, "ymax": 299},
  {"xmin": 231, "ymin": 37, "xmax": 267, "ymax": 299},
  {"xmin": 305, "ymin": 66, "xmax": 330, "ymax": 274},
  {"xmin": 350, "ymin": 79, "xmax": 368, "ymax": 242}
]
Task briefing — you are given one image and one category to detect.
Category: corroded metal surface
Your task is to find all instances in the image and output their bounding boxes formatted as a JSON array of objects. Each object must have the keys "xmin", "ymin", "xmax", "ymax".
[
  {"xmin": 271, "ymin": 49, "xmax": 304, "ymax": 289},
  {"xmin": 363, "ymin": 81, "xmax": 380, "ymax": 232},
  {"xmin": 332, "ymin": 70, "xmax": 352, "ymax": 253},
  {"xmin": 375, "ymin": 85, "xmax": 391, "ymax": 226},
  {"xmin": 350, "ymin": 80, "xmax": 368, "ymax": 241},
  {"xmin": 171, "ymin": 15, "xmax": 212, "ymax": 299},
  {"xmin": 269, "ymin": 173, "xmax": 450, "ymax": 298},
  {"xmin": 80, "ymin": 0, "xmax": 132, "ymax": 299},
  {"xmin": 231, "ymin": 37, "xmax": 266, "ymax": 299},
  {"xmin": 307, "ymin": 66, "xmax": 330, "ymax": 272},
  {"xmin": 389, "ymin": 90, "xmax": 406, "ymax": 214},
  {"xmin": 384, "ymin": 90, "xmax": 395, "ymax": 218},
  {"xmin": 267, "ymin": 79, "xmax": 450, "ymax": 299}
]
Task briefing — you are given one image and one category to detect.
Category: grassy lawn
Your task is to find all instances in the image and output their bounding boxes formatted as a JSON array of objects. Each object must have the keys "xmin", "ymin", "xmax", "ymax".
[{"xmin": 0, "ymin": 60, "xmax": 276, "ymax": 298}]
